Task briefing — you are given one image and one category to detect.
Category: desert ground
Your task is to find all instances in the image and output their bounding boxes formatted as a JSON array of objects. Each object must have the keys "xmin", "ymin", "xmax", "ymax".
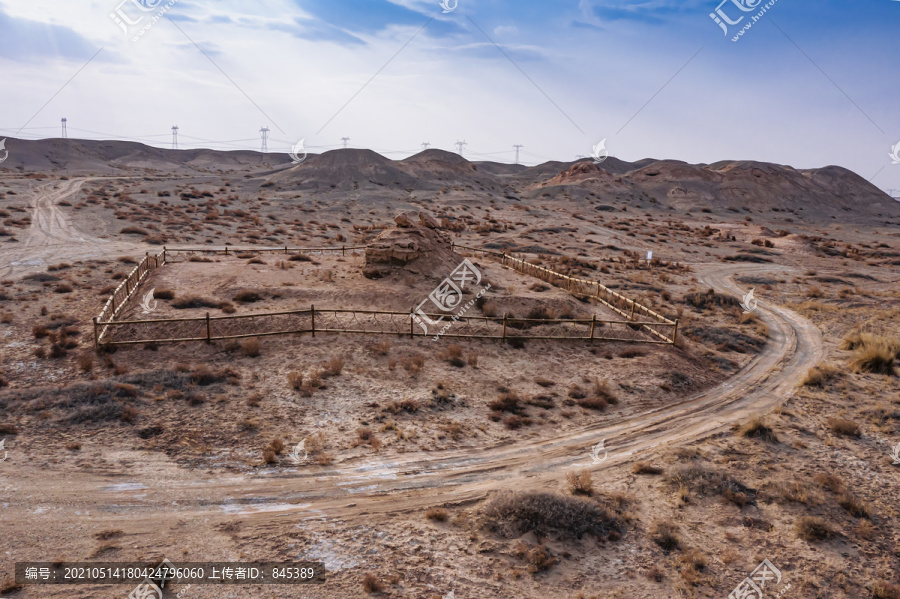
[{"xmin": 1, "ymin": 141, "xmax": 899, "ymax": 598}]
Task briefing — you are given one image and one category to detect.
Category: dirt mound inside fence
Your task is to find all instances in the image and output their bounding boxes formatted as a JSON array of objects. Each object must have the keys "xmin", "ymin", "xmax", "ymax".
[{"xmin": 363, "ymin": 213, "xmax": 463, "ymax": 280}]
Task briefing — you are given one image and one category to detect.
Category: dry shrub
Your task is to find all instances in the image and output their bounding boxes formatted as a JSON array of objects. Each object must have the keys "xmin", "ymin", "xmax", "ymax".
[
  {"xmin": 247, "ymin": 393, "xmax": 262, "ymax": 407},
  {"xmin": 241, "ymin": 337, "xmax": 261, "ymax": 358},
  {"xmin": 873, "ymin": 581, "xmax": 900, "ymax": 599},
  {"xmin": 288, "ymin": 370, "xmax": 304, "ymax": 390},
  {"xmin": 801, "ymin": 363, "xmax": 840, "ymax": 386},
  {"xmin": 503, "ymin": 414, "xmax": 531, "ymax": 429},
  {"xmin": 521, "ymin": 544, "xmax": 559, "ymax": 574},
  {"xmin": 0, "ymin": 424, "xmax": 20, "ymax": 435},
  {"xmin": 566, "ymin": 470, "xmax": 594, "ymax": 496},
  {"xmin": 632, "ymin": 462, "xmax": 664, "ymax": 475},
  {"xmin": 121, "ymin": 405, "xmax": 139, "ymax": 423},
  {"xmin": 361, "ymin": 573, "xmax": 383, "ymax": 594},
  {"xmin": 481, "ymin": 301, "xmax": 498, "ymax": 317},
  {"xmin": 849, "ymin": 341, "xmax": 896, "ymax": 375},
  {"xmin": 827, "ymin": 417, "xmax": 861, "ymax": 437},
  {"xmin": 650, "ymin": 521, "xmax": 681, "ymax": 553},
  {"xmin": 262, "ymin": 448, "xmax": 277, "ymax": 465},
  {"xmin": 171, "ymin": 296, "xmax": 225, "ymax": 310},
  {"xmin": 66, "ymin": 441, "xmax": 82, "ymax": 451},
  {"xmin": 33, "ymin": 325, "xmax": 49, "ymax": 339},
  {"xmin": 467, "ymin": 351, "xmax": 478, "ymax": 368},
  {"xmin": 740, "ymin": 418, "xmax": 778, "ymax": 443},
  {"xmin": 153, "ymin": 289, "xmax": 175, "ymax": 300},
  {"xmin": 233, "ymin": 290, "xmax": 262, "ymax": 303},
  {"xmin": 369, "ymin": 340, "xmax": 391, "ymax": 356},
  {"xmin": 483, "ymin": 491, "xmax": 623, "ymax": 540},
  {"xmin": 0, "ymin": 312, "xmax": 12, "ymax": 324},
  {"xmin": 324, "ymin": 356, "xmax": 344, "ymax": 377},
  {"xmin": 425, "ymin": 508, "xmax": 448, "ymax": 522},
  {"xmin": 269, "ymin": 438, "xmax": 285, "ymax": 455},
  {"xmin": 795, "ymin": 516, "xmax": 837, "ymax": 542},
  {"xmin": 77, "ymin": 353, "xmax": 94, "ymax": 372},
  {"xmin": 666, "ymin": 464, "xmax": 756, "ymax": 506},
  {"xmin": 402, "ymin": 354, "xmax": 425, "ymax": 375},
  {"xmin": 534, "ymin": 377, "xmax": 555, "ymax": 388},
  {"xmin": 814, "ymin": 472, "xmax": 845, "ymax": 494},
  {"xmin": 838, "ymin": 492, "xmax": 870, "ymax": 519},
  {"xmin": 489, "ymin": 392, "xmax": 526, "ymax": 415}
]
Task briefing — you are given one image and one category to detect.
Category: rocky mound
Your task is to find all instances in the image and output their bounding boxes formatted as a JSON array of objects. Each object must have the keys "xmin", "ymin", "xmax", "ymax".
[{"xmin": 363, "ymin": 212, "xmax": 463, "ymax": 280}]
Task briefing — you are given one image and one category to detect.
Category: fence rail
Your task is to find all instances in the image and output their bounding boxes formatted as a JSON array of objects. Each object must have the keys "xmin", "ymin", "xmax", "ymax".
[{"xmin": 93, "ymin": 244, "xmax": 677, "ymax": 349}]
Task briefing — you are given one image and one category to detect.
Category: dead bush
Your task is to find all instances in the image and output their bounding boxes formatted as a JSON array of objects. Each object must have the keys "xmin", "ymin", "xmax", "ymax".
[
  {"xmin": 801, "ymin": 363, "xmax": 840, "ymax": 386},
  {"xmin": 153, "ymin": 289, "xmax": 175, "ymax": 300},
  {"xmin": 288, "ymin": 370, "xmax": 304, "ymax": 390},
  {"xmin": 566, "ymin": 470, "xmax": 594, "ymax": 496},
  {"xmin": 650, "ymin": 521, "xmax": 681, "ymax": 553},
  {"xmin": 425, "ymin": 508, "xmax": 448, "ymax": 522},
  {"xmin": 241, "ymin": 338, "xmax": 261, "ymax": 358},
  {"xmin": 483, "ymin": 491, "xmax": 623, "ymax": 540},
  {"xmin": 361, "ymin": 573, "xmax": 383, "ymax": 594},
  {"xmin": 740, "ymin": 418, "xmax": 779, "ymax": 443},
  {"xmin": 77, "ymin": 353, "xmax": 94, "ymax": 372},
  {"xmin": 795, "ymin": 516, "xmax": 837, "ymax": 542},
  {"xmin": 827, "ymin": 417, "xmax": 861, "ymax": 437},
  {"xmin": 323, "ymin": 356, "xmax": 344, "ymax": 377},
  {"xmin": 632, "ymin": 462, "xmax": 664, "ymax": 475},
  {"xmin": 121, "ymin": 405, "xmax": 139, "ymax": 423},
  {"xmin": 873, "ymin": 581, "xmax": 900, "ymax": 599},
  {"xmin": 233, "ymin": 290, "xmax": 262, "ymax": 303},
  {"xmin": 838, "ymin": 492, "xmax": 870, "ymax": 518}
]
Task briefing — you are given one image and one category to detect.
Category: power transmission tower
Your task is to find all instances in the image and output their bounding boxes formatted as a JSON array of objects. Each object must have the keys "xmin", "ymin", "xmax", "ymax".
[
  {"xmin": 455, "ymin": 140, "xmax": 467, "ymax": 156},
  {"xmin": 341, "ymin": 137, "xmax": 350, "ymax": 149},
  {"xmin": 61, "ymin": 118, "xmax": 67, "ymax": 139},
  {"xmin": 513, "ymin": 144, "xmax": 524, "ymax": 165},
  {"xmin": 422, "ymin": 142, "xmax": 431, "ymax": 151},
  {"xmin": 888, "ymin": 188, "xmax": 899, "ymax": 197},
  {"xmin": 260, "ymin": 127, "xmax": 270, "ymax": 153},
  {"xmin": 171, "ymin": 126, "xmax": 179, "ymax": 149}
]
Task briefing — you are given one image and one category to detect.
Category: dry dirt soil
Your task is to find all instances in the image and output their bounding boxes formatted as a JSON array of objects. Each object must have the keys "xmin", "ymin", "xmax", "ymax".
[{"xmin": 1, "ymin": 147, "xmax": 900, "ymax": 599}]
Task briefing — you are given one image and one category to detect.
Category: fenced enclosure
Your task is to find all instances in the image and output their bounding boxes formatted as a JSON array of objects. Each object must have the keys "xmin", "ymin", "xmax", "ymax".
[{"xmin": 93, "ymin": 245, "xmax": 678, "ymax": 349}]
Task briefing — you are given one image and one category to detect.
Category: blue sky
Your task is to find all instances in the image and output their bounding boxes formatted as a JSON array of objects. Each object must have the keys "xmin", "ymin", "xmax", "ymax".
[{"xmin": 0, "ymin": 0, "xmax": 898, "ymax": 192}]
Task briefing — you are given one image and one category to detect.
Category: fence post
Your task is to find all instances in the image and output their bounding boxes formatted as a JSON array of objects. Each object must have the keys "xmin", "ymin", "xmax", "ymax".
[
  {"xmin": 163, "ymin": 246, "xmax": 167, "ymax": 263},
  {"xmin": 631, "ymin": 300, "xmax": 636, "ymax": 320},
  {"xmin": 224, "ymin": 246, "xmax": 228, "ymax": 255},
  {"xmin": 409, "ymin": 308, "xmax": 414, "ymax": 338},
  {"xmin": 93, "ymin": 317, "xmax": 99, "ymax": 352},
  {"xmin": 311, "ymin": 304, "xmax": 316, "ymax": 337},
  {"xmin": 502, "ymin": 314, "xmax": 508, "ymax": 343},
  {"xmin": 285, "ymin": 246, "xmax": 288, "ymax": 254},
  {"xmin": 672, "ymin": 320, "xmax": 679, "ymax": 345},
  {"xmin": 206, "ymin": 312, "xmax": 211, "ymax": 343},
  {"xmin": 590, "ymin": 315, "xmax": 596, "ymax": 340},
  {"xmin": 342, "ymin": 245, "xmax": 346, "ymax": 257}
]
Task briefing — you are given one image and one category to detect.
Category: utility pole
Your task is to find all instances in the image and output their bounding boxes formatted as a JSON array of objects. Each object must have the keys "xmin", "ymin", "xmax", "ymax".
[
  {"xmin": 260, "ymin": 127, "xmax": 270, "ymax": 153},
  {"xmin": 171, "ymin": 126, "xmax": 179, "ymax": 150},
  {"xmin": 61, "ymin": 118, "xmax": 68, "ymax": 139},
  {"xmin": 455, "ymin": 140, "xmax": 467, "ymax": 156},
  {"xmin": 513, "ymin": 144, "xmax": 524, "ymax": 165},
  {"xmin": 341, "ymin": 137, "xmax": 350, "ymax": 149}
]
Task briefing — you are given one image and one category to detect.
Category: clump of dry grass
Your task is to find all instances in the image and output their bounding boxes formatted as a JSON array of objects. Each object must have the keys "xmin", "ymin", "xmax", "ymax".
[
  {"xmin": 801, "ymin": 363, "xmax": 840, "ymax": 386},
  {"xmin": 425, "ymin": 507, "xmax": 448, "ymax": 522},
  {"xmin": 632, "ymin": 462, "xmax": 664, "ymax": 475},
  {"xmin": 288, "ymin": 370, "xmax": 304, "ymax": 390},
  {"xmin": 368, "ymin": 340, "xmax": 390, "ymax": 356},
  {"xmin": 323, "ymin": 356, "xmax": 344, "ymax": 377},
  {"xmin": 650, "ymin": 521, "xmax": 681, "ymax": 553},
  {"xmin": 795, "ymin": 516, "xmax": 837, "ymax": 542},
  {"xmin": 838, "ymin": 491, "xmax": 870, "ymax": 519},
  {"xmin": 566, "ymin": 470, "xmax": 594, "ymax": 496},
  {"xmin": 872, "ymin": 581, "xmax": 900, "ymax": 599},
  {"xmin": 843, "ymin": 331, "xmax": 898, "ymax": 375},
  {"xmin": 241, "ymin": 337, "xmax": 261, "ymax": 358},
  {"xmin": 77, "ymin": 353, "xmax": 94, "ymax": 372},
  {"xmin": 467, "ymin": 350, "xmax": 478, "ymax": 368},
  {"xmin": 827, "ymin": 417, "xmax": 861, "ymax": 438},
  {"xmin": 740, "ymin": 418, "xmax": 779, "ymax": 443},
  {"xmin": 483, "ymin": 491, "xmax": 623, "ymax": 540},
  {"xmin": 153, "ymin": 289, "xmax": 175, "ymax": 300},
  {"xmin": 361, "ymin": 573, "xmax": 383, "ymax": 594}
]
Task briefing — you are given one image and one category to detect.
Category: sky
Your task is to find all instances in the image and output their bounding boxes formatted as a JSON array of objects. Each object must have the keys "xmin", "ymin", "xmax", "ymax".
[{"xmin": 0, "ymin": 0, "xmax": 898, "ymax": 192}]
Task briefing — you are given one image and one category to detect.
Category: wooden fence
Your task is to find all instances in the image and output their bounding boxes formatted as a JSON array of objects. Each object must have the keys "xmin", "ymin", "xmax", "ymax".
[
  {"xmin": 93, "ymin": 245, "xmax": 677, "ymax": 349},
  {"xmin": 453, "ymin": 244, "xmax": 678, "ymax": 344}
]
